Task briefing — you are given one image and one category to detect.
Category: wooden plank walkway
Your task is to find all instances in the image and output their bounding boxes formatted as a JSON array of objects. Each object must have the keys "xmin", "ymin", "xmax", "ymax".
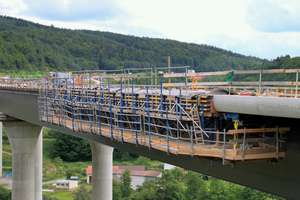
[{"xmin": 42, "ymin": 116, "xmax": 286, "ymax": 162}]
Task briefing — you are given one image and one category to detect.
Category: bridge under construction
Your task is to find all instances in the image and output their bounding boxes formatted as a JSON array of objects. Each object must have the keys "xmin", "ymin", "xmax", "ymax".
[
  {"xmin": 1, "ymin": 67, "xmax": 300, "ymax": 199},
  {"xmin": 1, "ymin": 67, "xmax": 298, "ymax": 164}
]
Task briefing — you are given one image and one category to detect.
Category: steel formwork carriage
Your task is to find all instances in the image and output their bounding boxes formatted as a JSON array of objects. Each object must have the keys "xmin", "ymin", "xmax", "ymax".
[{"xmin": 35, "ymin": 67, "xmax": 290, "ymax": 164}]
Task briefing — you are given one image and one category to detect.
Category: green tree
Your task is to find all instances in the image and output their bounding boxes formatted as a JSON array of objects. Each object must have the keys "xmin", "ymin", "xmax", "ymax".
[
  {"xmin": 185, "ymin": 171, "xmax": 207, "ymax": 200},
  {"xmin": 156, "ymin": 170, "xmax": 184, "ymax": 200},
  {"xmin": 53, "ymin": 157, "xmax": 63, "ymax": 175},
  {"xmin": 65, "ymin": 167, "xmax": 73, "ymax": 180},
  {"xmin": 0, "ymin": 185, "xmax": 11, "ymax": 200},
  {"xmin": 131, "ymin": 180, "xmax": 157, "ymax": 200},
  {"xmin": 74, "ymin": 185, "xmax": 91, "ymax": 200},
  {"xmin": 133, "ymin": 156, "xmax": 151, "ymax": 169},
  {"xmin": 208, "ymin": 178, "xmax": 228, "ymax": 200},
  {"xmin": 65, "ymin": 164, "xmax": 85, "ymax": 179},
  {"xmin": 113, "ymin": 149, "xmax": 137, "ymax": 162},
  {"xmin": 238, "ymin": 186, "xmax": 285, "ymax": 200},
  {"xmin": 121, "ymin": 168, "xmax": 132, "ymax": 198},
  {"xmin": 113, "ymin": 179, "xmax": 122, "ymax": 200},
  {"xmin": 170, "ymin": 167, "xmax": 186, "ymax": 181},
  {"xmin": 43, "ymin": 160, "xmax": 55, "ymax": 177},
  {"xmin": 49, "ymin": 130, "xmax": 91, "ymax": 161},
  {"xmin": 62, "ymin": 163, "xmax": 70, "ymax": 173}
]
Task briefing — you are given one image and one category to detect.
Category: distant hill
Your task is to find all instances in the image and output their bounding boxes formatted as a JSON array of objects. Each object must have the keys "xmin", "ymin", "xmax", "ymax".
[
  {"xmin": 250, "ymin": 55, "xmax": 300, "ymax": 70},
  {"xmin": 239, "ymin": 55, "xmax": 300, "ymax": 81},
  {"xmin": 0, "ymin": 15, "xmax": 265, "ymax": 73}
]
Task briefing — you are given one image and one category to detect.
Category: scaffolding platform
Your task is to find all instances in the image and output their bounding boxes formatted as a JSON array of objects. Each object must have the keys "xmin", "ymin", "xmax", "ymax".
[{"xmin": 0, "ymin": 67, "xmax": 293, "ymax": 163}]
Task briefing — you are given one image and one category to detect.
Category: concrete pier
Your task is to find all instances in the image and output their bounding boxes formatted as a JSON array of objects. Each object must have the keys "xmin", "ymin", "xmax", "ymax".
[
  {"xmin": 3, "ymin": 122, "xmax": 43, "ymax": 200},
  {"xmin": 0, "ymin": 122, "xmax": 2, "ymax": 177},
  {"xmin": 89, "ymin": 141, "xmax": 114, "ymax": 200},
  {"xmin": 35, "ymin": 128, "xmax": 43, "ymax": 200}
]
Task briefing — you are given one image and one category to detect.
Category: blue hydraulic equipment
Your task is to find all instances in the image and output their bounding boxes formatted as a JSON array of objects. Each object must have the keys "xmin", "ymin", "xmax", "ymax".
[
  {"xmin": 132, "ymin": 78, "xmax": 139, "ymax": 145},
  {"xmin": 72, "ymin": 77, "xmax": 75, "ymax": 131},
  {"xmin": 147, "ymin": 79, "xmax": 151, "ymax": 149},
  {"xmin": 108, "ymin": 78, "xmax": 113, "ymax": 139},
  {"xmin": 89, "ymin": 76, "xmax": 92, "ymax": 133},
  {"xmin": 120, "ymin": 77, "xmax": 124, "ymax": 143},
  {"xmin": 46, "ymin": 78, "xmax": 49, "ymax": 123},
  {"xmin": 166, "ymin": 110, "xmax": 170, "ymax": 154},
  {"xmin": 98, "ymin": 77, "xmax": 102, "ymax": 137}
]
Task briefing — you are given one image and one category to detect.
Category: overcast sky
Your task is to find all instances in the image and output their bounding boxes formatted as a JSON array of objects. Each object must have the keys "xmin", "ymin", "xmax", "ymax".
[{"xmin": 1, "ymin": 0, "xmax": 300, "ymax": 60}]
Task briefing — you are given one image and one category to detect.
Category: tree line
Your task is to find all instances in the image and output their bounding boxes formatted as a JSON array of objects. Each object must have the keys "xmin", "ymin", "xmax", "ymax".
[
  {"xmin": 41, "ymin": 167, "xmax": 285, "ymax": 200},
  {"xmin": 112, "ymin": 168, "xmax": 284, "ymax": 200},
  {"xmin": 44, "ymin": 129, "xmax": 138, "ymax": 163},
  {"xmin": 0, "ymin": 16, "xmax": 263, "ymax": 74},
  {"xmin": 202, "ymin": 55, "xmax": 300, "ymax": 83}
]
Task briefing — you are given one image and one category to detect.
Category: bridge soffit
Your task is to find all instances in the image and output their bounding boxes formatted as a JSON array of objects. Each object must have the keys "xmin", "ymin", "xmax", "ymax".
[{"xmin": 0, "ymin": 112, "xmax": 22, "ymax": 122}]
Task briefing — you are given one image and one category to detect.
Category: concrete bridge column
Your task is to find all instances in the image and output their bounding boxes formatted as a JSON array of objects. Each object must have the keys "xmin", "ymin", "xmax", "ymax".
[
  {"xmin": 0, "ymin": 122, "xmax": 2, "ymax": 177},
  {"xmin": 89, "ymin": 141, "xmax": 114, "ymax": 200},
  {"xmin": 3, "ymin": 121, "xmax": 43, "ymax": 200},
  {"xmin": 35, "ymin": 128, "xmax": 43, "ymax": 200}
]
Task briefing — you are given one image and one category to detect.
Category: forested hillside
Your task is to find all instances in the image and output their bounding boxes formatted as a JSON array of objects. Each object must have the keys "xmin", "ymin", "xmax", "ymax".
[
  {"xmin": 0, "ymin": 16, "xmax": 264, "ymax": 73},
  {"xmin": 251, "ymin": 55, "xmax": 300, "ymax": 70},
  {"xmin": 230, "ymin": 55, "xmax": 300, "ymax": 82}
]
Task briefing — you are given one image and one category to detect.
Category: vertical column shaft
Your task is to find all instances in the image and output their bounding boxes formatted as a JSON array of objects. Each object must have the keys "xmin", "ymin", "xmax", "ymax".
[
  {"xmin": 35, "ymin": 128, "xmax": 43, "ymax": 200},
  {"xmin": 0, "ymin": 122, "xmax": 2, "ymax": 177},
  {"xmin": 89, "ymin": 141, "xmax": 114, "ymax": 200},
  {"xmin": 3, "ymin": 122, "xmax": 42, "ymax": 200}
]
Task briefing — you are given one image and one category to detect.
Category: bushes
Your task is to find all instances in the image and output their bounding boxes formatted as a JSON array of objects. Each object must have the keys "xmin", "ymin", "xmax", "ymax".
[
  {"xmin": 0, "ymin": 185, "xmax": 11, "ymax": 200},
  {"xmin": 116, "ymin": 168, "xmax": 284, "ymax": 200}
]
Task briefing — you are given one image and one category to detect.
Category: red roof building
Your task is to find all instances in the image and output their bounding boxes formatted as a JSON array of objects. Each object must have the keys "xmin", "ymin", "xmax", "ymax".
[{"xmin": 86, "ymin": 165, "xmax": 162, "ymax": 190}]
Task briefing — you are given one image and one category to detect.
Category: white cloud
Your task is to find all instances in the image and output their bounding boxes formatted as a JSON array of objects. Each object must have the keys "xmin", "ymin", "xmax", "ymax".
[
  {"xmin": 0, "ymin": 0, "xmax": 27, "ymax": 16},
  {"xmin": 1, "ymin": 0, "xmax": 300, "ymax": 60},
  {"xmin": 20, "ymin": 0, "xmax": 125, "ymax": 21},
  {"xmin": 205, "ymin": 31, "xmax": 300, "ymax": 59},
  {"xmin": 120, "ymin": 0, "xmax": 251, "ymax": 43},
  {"xmin": 246, "ymin": 0, "xmax": 300, "ymax": 32}
]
